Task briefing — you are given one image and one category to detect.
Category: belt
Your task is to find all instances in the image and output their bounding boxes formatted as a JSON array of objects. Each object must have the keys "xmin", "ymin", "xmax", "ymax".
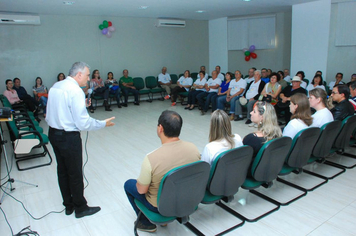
[{"xmin": 49, "ymin": 127, "xmax": 79, "ymax": 134}]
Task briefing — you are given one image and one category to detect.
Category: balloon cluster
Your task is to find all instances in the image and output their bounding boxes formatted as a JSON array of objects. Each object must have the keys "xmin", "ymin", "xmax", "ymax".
[
  {"xmin": 243, "ymin": 45, "xmax": 257, "ymax": 61},
  {"xmin": 99, "ymin": 20, "xmax": 115, "ymax": 38}
]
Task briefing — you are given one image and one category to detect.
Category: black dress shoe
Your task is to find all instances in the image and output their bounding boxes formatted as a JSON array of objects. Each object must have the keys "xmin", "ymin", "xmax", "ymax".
[
  {"xmin": 122, "ymin": 103, "xmax": 128, "ymax": 107},
  {"xmin": 245, "ymin": 119, "xmax": 252, "ymax": 124},
  {"xmin": 75, "ymin": 206, "xmax": 101, "ymax": 218},
  {"xmin": 134, "ymin": 102, "xmax": 140, "ymax": 106},
  {"xmin": 65, "ymin": 207, "xmax": 74, "ymax": 215},
  {"xmin": 234, "ymin": 116, "xmax": 244, "ymax": 121},
  {"xmin": 118, "ymin": 104, "xmax": 122, "ymax": 108},
  {"xmin": 105, "ymin": 107, "xmax": 112, "ymax": 111}
]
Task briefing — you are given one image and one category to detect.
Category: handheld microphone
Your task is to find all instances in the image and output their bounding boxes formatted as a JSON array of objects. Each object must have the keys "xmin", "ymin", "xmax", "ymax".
[{"xmin": 87, "ymin": 88, "xmax": 93, "ymax": 106}]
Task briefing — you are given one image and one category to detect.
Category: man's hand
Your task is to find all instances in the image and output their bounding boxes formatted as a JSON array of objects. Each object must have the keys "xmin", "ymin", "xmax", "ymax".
[
  {"xmin": 85, "ymin": 98, "xmax": 91, "ymax": 107},
  {"xmin": 105, "ymin": 117, "xmax": 115, "ymax": 127}
]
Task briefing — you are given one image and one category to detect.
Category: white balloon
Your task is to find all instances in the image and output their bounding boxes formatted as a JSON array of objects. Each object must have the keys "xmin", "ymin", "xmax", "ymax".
[
  {"xmin": 106, "ymin": 31, "xmax": 112, "ymax": 38},
  {"xmin": 108, "ymin": 26, "xmax": 115, "ymax": 32}
]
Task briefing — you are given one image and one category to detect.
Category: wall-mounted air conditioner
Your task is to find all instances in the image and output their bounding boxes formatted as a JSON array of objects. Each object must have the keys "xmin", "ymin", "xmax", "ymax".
[
  {"xmin": 0, "ymin": 13, "xmax": 41, "ymax": 25},
  {"xmin": 156, "ymin": 19, "xmax": 186, "ymax": 28}
]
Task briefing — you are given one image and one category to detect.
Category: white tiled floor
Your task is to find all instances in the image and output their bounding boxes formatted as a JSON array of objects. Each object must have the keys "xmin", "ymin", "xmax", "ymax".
[{"xmin": 1, "ymin": 100, "xmax": 356, "ymax": 236}]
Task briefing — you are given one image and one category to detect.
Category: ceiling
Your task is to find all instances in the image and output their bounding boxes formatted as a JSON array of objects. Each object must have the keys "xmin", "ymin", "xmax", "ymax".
[{"xmin": 0, "ymin": 0, "xmax": 351, "ymax": 21}]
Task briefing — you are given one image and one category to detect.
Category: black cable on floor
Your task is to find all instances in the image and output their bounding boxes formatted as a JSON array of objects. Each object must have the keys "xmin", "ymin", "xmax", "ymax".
[
  {"xmin": 83, "ymin": 131, "xmax": 89, "ymax": 189},
  {"xmin": 0, "ymin": 206, "xmax": 14, "ymax": 236}
]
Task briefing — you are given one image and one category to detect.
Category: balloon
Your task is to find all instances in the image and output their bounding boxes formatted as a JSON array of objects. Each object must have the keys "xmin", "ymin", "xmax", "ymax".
[
  {"xmin": 106, "ymin": 31, "xmax": 112, "ymax": 38},
  {"xmin": 102, "ymin": 28, "xmax": 108, "ymax": 35},
  {"xmin": 108, "ymin": 26, "xmax": 115, "ymax": 32},
  {"xmin": 99, "ymin": 24, "xmax": 104, "ymax": 30},
  {"xmin": 243, "ymin": 48, "xmax": 248, "ymax": 52},
  {"xmin": 249, "ymin": 45, "xmax": 256, "ymax": 52},
  {"xmin": 103, "ymin": 20, "xmax": 109, "ymax": 28},
  {"xmin": 244, "ymin": 51, "xmax": 250, "ymax": 56},
  {"xmin": 251, "ymin": 52, "xmax": 257, "ymax": 59},
  {"xmin": 245, "ymin": 56, "xmax": 251, "ymax": 61},
  {"xmin": 108, "ymin": 21, "xmax": 112, "ymax": 27}
]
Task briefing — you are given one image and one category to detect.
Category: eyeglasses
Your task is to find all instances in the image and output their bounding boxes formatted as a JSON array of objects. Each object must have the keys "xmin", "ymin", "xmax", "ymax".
[{"xmin": 331, "ymin": 91, "xmax": 339, "ymax": 95}]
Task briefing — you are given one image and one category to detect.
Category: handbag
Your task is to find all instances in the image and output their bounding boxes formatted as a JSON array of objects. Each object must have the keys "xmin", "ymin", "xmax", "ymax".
[
  {"xmin": 37, "ymin": 93, "xmax": 48, "ymax": 99},
  {"xmin": 262, "ymin": 94, "xmax": 272, "ymax": 103}
]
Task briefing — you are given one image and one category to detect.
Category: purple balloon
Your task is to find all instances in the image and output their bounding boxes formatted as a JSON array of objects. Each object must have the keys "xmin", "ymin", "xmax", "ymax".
[
  {"xmin": 243, "ymin": 48, "xmax": 248, "ymax": 52},
  {"xmin": 108, "ymin": 26, "xmax": 115, "ymax": 32},
  {"xmin": 102, "ymin": 28, "xmax": 108, "ymax": 35},
  {"xmin": 249, "ymin": 45, "xmax": 256, "ymax": 52},
  {"xmin": 106, "ymin": 31, "xmax": 112, "ymax": 38}
]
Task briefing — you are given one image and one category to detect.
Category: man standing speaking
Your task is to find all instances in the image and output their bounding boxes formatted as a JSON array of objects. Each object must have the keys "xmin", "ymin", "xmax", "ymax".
[{"xmin": 46, "ymin": 62, "xmax": 115, "ymax": 218}]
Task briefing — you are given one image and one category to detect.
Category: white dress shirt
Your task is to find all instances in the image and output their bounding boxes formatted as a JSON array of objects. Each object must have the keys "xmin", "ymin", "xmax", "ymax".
[{"xmin": 46, "ymin": 76, "xmax": 106, "ymax": 131}]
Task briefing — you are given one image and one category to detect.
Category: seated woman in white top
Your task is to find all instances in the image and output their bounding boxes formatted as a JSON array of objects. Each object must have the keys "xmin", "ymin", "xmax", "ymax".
[
  {"xmin": 306, "ymin": 74, "xmax": 326, "ymax": 95},
  {"xmin": 201, "ymin": 110, "xmax": 243, "ymax": 165},
  {"xmin": 309, "ymin": 88, "xmax": 334, "ymax": 127},
  {"xmin": 283, "ymin": 93, "xmax": 313, "ymax": 139}
]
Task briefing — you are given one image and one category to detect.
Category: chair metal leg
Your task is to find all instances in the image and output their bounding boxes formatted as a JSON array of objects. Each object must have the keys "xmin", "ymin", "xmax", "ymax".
[{"xmin": 134, "ymin": 212, "xmax": 141, "ymax": 236}]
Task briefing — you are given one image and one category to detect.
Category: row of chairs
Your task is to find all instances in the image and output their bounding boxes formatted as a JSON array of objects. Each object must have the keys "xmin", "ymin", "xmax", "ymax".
[
  {"xmin": 133, "ymin": 115, "xmax": 356, "ymax": 235},
  {"xmin": 0, "ymin": 95, "xmax": 52, "ymax": 171}
]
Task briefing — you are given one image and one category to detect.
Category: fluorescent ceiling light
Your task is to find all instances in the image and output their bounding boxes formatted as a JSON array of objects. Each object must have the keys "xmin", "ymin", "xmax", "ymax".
[
  {"xmin": 139, "ymin": 6, "xmax": 149, "ymax": 10},
  {"xmin": 63, "ymin": 1, "xmax": 75, "ymax": 5},
  {"xmin": 195, "ymin": 10, "xmax": 206, "ymax": 13}
]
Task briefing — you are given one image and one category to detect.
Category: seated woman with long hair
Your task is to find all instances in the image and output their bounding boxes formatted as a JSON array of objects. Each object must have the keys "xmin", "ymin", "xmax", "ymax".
[
  {"xmin": 283, "ymin": 93, "xmax": 313, "ymax": 139},
  {"xmin": 260, "ymin": 72, "xmax": 282, "ymax": 106},
  {"xmin": 309, "ymin": 88, "xmax": 333, "ymax": 127},
  {"xmin": 201, "ymin": 110, "xmax": 243, "ymax": 165},
  {"xmin": 306, "ymin": 74, "xmax": 326, "ymax": 94},
  {"xmin": 243, "ymin": 101, "xmax": 282, "ymax": 157}
]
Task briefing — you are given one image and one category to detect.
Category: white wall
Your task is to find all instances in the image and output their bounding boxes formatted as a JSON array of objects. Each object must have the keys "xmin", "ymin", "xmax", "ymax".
[
  {"xmin": 290, "ymin": 0, "xmax": 331, "ymax": 81},
  {"xmin": 209, "ymin": 17, "xmax": 228, "ymax": 74},
  {"xmin": 326, "ymin": 3, "xmax": 356, "ymax": 83},
  {"xmin": 0, "ymin": 15, "xmax": 209, "ymax": 92},
  {"xmin": 228, "ymin": 12, "xmax": 292, "ymax": 76}
]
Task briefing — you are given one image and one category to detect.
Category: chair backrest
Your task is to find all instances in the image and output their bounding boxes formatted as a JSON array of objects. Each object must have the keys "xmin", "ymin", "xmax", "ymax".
[
  {"xmin": 333, "ymin": 115, "xmax": 356, "ymax": 151},
  {"xmin": 251, "ymin": 137, "xmax": 292, "ymax": 182},
  {"xmin": 208, "ymin": 146, "xmax": 253, "ymax": 196},
  {"xmin": 191, "ymin": 72, "xmax": 198, "ymax": 80},
  {"xmin": 145, "ymin": 76, "xmax": 158, "ymax": 89},
  {"xmin": 179, "ymin": 73, "xmax": 184, "ymax": 78},
  {"xmin": 157, "ymin": 161, "xmax": 210, "ymax": 217},
  {"xmin": 303, "ymin": 78, "xmax": 309, "ymax": 86},
  {"xmin": 312, "ymin": 120, "xmax": 342, "ymax": 158},
  {"xmin": 133, "ymin": 77, "xmax": 145, "ymax": 90},
  {"xmin": 170, "ymin": 74, "xmax": 178, "ymax": 84},
  {"xmin": 285, "ymin": 127, "xmax": 320, "ymax": 168}
]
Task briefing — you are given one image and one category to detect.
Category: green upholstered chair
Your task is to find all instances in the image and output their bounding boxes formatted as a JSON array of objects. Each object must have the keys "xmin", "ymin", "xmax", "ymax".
[
  {"xmin": 170, "ymin": 74, "xmax": 178, "ymax": 84},
  {"xmin": 191, "ymin": 72, "xmax": 198, "ymax": 81},
  {"xmin": 236, "ymin": 137, "xmax": 292, "ymax": 222},
  {"xmin": 145, "ymin": 76, "xmax": 164, "ymax": 100},
  {"xmin": 277, "ymin": 127, "xmax": 325, "ymax": 194},
  {"xmin": 303, "ymin": 120, "xmax": 345, "ymax": 179},
  {"xmin": 133, "ymin": 161, "xmax": 210, "ymax": 236},
  {"xmin": 133, "ymin": 77, "xmax": 151, "ymax": 102}
]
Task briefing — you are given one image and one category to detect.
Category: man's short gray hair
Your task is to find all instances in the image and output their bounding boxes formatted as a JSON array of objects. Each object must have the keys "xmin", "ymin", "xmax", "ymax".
[
  {"xmin": 255, "ymin": 70, "xmax": 261, "ymax": 76},
  {"xmin": 68, "ymin": 62, "xmax": 90, "ymax": 77}
]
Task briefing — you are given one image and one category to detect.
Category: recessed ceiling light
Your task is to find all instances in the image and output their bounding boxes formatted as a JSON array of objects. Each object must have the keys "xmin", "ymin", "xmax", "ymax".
[
  {"xmin": 196, "ymin": 10, "xmax": 206, "ymax": 13},
  {"xmin": 139, "ymin": 6, "xmax": 149, "ymax": 10},
  {"xmin": 242, "ymin": 0, "xmax": 251, "ymax": 2},
  {"xmin": 63, "ymin": 1, "xmax": 75, "ymax": 5}
]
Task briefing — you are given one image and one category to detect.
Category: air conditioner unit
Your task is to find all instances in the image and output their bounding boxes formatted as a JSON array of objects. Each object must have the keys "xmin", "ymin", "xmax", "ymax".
[
  {"xmin": 0, "ymin": 13, "xmax": 41, "ymax": 25},
  {"xmin": 156, "ymin": 19, "xmax": 186, "ymax": 28}
]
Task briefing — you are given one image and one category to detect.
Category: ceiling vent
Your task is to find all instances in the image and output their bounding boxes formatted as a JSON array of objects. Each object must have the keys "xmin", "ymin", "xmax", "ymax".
[
  {"xmin": 156, "ymin": 19, "xmax": 186, "ymax": 28},
  {"xmin": 0, "ymin": 13, "xmax": 41, "ymax": 25}
]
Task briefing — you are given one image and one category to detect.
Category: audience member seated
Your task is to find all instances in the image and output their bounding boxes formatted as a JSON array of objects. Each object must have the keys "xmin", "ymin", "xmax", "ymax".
[
  {"xmin": 234, "ymin": 70, "xmax": 265, "ymax": 125},
  {"xmin": 201, "ymin": 110, "xmax": 243, "ymax": 165},
  {"xmin": 57, "ymin": 73, "xmax": 65, "ymax": 81},
  {"xmin": 283, "ymin": 93, "xmax": 313, "ymax": 139},
  {"xmin": 32, "ymin": 77, "xmax": 48, "ymax": 117},
  {"xmin": 349, "ymin": 81, "xmax": 356, "ymax": 111},
  {"xmin": 260, "ymin": 72, "xmax": 282, "ymax": 106},
  {"xmin": 124, "ymin": 110, "xmax": 200, "ymax": 233},
  {"xmin": 277, "ymin": 71, "xmax": 288, "ymax": 89},
  {"xmin": 243, "ymin": 101, "xmax": 282, "ymax": 157},
  {"xmin": 89, "ymin": 69, "xmax": 112, "ymax": 112},
  {"xmin": 295, "ymin": 71, "xmax": 308, "ymax": 89},
  {"xmin": 261, "ymin": 68, "xmax": 270, "ymax": 83},
  {"xmin": 211, "ymin": 72, "xmax": 232, "ymax": 112},
  {"xmin": 13, "ymin": 77, "xmax": 40, "ymax": 108},
  {"xmin": 170, "ymin": 70, "xmax": 193, "ymax": 106},
  {"xmin": 275, "ymin": 76, "xmax": 307, "ymax": 124},
  {"xmin": 330, "ymin": 84, "xmax": 354, "ymax": 121},
  {"xmin": 219, "ymin": 70, "xmax": 246, "ymax": 120},
  {"xmin": 306, "ymin": 74, "xmax": 326, "ymax": 94},
  {"xmin": 4, "ymin": 79, "xmax": 39, "ymax": 121},
  {"xmin": 105, "ymin": 72, "xmax": 121, "ymax": 108},
  {"xmin": 197, "ymin": 70, "xmax": 222, "ymax": 115},
  {"xmin": 215, "ymin": 65, "xmax": 224, "ymax": 80},
  {"xmin": 185, "ymin": 71, "xmax": 207, "ymax": 110},
  {"xmin": 245, "ymin": 68, "xmax": 255, "ymax": 84},
  {"xmin": 119, "ymin": 69, "xmax": 139, "ymax": 107},
  {"xmin": 329, "ymin": 72, "xmax": 345, "ymax": 89},
  {"xmin": 200, "ymin": 65, "xmax": 209, "ymax": 80},
  {"xmin": 284, "ymin": 69, "xmax": 291, "ymax": 82},
  {"xmin": 351, "ymin": 73, "xmax": 356, "ymax": 83},
  {"xmin": 309, "ymin": 88, "xmax": 334, "ymax": 128},
  {"xmin": 315, "ymin": 70, "xmax": 322, "ymax": 76},
  {"xmin": 158, "ymin": 67, "xmax": 176, "ymax": 100}
]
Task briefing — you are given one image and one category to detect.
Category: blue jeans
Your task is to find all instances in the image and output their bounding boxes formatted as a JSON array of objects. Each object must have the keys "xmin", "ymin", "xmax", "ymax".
[
  {"xmin": 229, "ymin": 96, "xmax": 241, "ymax": 114},
  {"xmin": 124, "ymin": 179, "xmax": 158, "ymax": 226},
  {"xmin": 110, "ymin": 87, "xmax": 121, "ymax": 105},
  {"xmin": 39, "ymin": 96, "xmax": 48, "ymax": 114},
  {"xmin": 197, "ymin": 92, "xmax": 217, "ymax": 112},
  {"xmin": 187, "ymin": 90, "xmax": 203, "ymax": 105},
  {"xmin": 214, "ymin": 95, "xmax": 227, "ymax": 111}
]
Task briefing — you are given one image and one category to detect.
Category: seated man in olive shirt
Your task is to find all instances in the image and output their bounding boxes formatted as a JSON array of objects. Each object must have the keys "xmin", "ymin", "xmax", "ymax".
[{"xmin": 124, "ymin": 110, "xmax": 200, "ymax": 233}]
